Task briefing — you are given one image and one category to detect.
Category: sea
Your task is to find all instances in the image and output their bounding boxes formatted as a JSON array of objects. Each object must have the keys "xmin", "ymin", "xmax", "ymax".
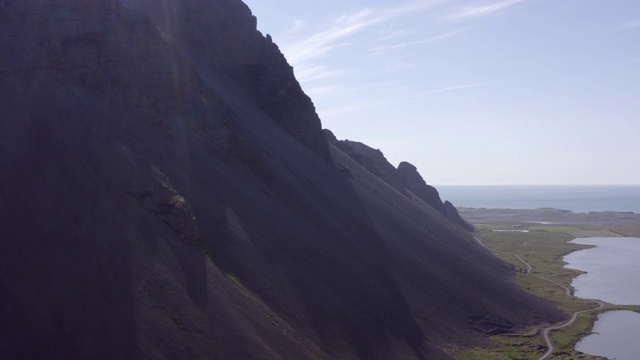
[{"xmin": 435, "ymin": 185, "xmax": 640, "ymax": 213}]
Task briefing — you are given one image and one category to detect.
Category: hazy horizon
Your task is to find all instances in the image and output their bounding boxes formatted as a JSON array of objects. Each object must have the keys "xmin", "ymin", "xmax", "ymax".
[{"xmin": 245, "ymin": 0, "xmax": 640, "ymax": 185}]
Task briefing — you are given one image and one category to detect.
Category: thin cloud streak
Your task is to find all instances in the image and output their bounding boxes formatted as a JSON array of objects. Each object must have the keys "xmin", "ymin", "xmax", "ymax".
[
  {"xmin": 375, "ymin": 28, "xmax": 413, "ymax": 42},
  {"xmin": 283, "ymin": 19, "xmax": 307, "ymax": 37},
  {"xmin": 443, "ymin": 0, "xmax": 524, "ymax": 21},
  {"xmin": 411, "ymin": 83, "xmax": 486, "ymax": 97},
  {"xmin": 279, "ymin": 0, "xmax": 448, "ymax": 66},
  {"xmin": 321, "ymin": 99, "xmax": 412, "ymax": 117},
  {"xmin": 371, "ymin": 28, "xmax": 468, "ymax": 52},
  {"xmin": 372, "ymin": 62, "xmax": 419, "ymax": 75},
  {"xmin": 295, "ymin": 65, "xmax": 344, "ymax": 83},
  {"xmin": 305, "ymin": 85, "xmax": 344, "ymax": 97}
]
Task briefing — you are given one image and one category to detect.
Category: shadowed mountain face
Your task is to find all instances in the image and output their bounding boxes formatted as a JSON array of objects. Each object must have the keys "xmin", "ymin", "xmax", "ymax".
[
  {"xmin": 0, "ymin": 1, "xmax": 563, "ymax": 359},
  {"xmin": 327, "ymin": 133, "xmax": 474, "ymax": 232}
]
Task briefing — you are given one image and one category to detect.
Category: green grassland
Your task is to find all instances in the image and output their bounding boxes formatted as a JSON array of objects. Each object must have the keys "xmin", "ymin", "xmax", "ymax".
[{"xmin": 457, "ymin": 224, "xmax": 640, "ymax": 360}]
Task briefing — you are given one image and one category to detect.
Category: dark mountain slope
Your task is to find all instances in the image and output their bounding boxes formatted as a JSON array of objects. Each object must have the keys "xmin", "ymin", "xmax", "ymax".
[
  {"xmin": 327, "ymin": 134, "xmax": 474, "ymax": 231},
  {"xmin": 327, "ymin": 144, "xmax": 560, "ymax": 344},
  {"xmin": 120, "ymin": 0, "xmax": 331, "ymax": 161},
  {"xmin": 1, "ymin": 1, "xmax": 563, "ymax": 359}
]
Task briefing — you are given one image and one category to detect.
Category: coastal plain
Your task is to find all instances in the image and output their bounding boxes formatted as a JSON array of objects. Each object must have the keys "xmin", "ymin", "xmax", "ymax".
[
  {"xmin": 459, "ymin": 207, "xmax": 640, "ymax": 226},
  {"xmin": 456, "ymin": 208, "xmax": 640, "ymax": 360}
]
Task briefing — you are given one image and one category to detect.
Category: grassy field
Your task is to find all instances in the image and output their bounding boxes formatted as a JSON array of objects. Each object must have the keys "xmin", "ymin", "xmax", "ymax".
[{"xmin": 456, "ymin": 224, "xmax": 640, "ymax": 360}]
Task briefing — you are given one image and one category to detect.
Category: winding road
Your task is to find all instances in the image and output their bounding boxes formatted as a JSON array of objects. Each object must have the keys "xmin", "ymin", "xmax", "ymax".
[
  {"xmin": 474, "ymin": 236, "xmax": 605, "ymax": 360},
  {"xmin": 539, "ymin": 299, "xmax": 604, "ymax": 360}
]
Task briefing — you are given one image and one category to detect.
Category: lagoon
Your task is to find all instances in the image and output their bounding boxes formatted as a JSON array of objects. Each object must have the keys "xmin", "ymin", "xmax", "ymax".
[
  {"xmin": 574, "ymin": 311, "xmax": 640, "ymax": 360},
  {"xmin": 563, "ymin": 237, "xmax": 640, "ymax": 359},
  {"xmin": 564, "ymin": 237, "xmax": 640, "ymax": 305}
]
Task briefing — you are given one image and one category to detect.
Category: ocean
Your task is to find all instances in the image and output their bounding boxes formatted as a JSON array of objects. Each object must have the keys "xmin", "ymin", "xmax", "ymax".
[{"xmin": 435, "ymin": 185, "xmax": 640, "ymax": 213}]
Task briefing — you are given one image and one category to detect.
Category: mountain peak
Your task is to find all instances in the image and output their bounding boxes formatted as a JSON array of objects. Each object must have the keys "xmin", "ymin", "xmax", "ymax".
[{"xmin": 398, "ymin": 161, "xmax": 418, "ymax": 172}]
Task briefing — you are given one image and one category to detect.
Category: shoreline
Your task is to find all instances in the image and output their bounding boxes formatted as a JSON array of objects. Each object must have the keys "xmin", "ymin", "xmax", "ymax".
[
  {"xmin": 458, "ymin": 211, "xmax": 640, "ymax": 359},
  {"xmin": 562, "ymin": 237, "xmax": 640, "ymax": 358},
  {"xmin": 484, "ymin": 231, "xmax": 608, "ymax": 360}
]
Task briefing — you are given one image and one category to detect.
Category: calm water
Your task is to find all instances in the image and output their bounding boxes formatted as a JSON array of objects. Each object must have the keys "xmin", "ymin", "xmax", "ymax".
[
  {"xmin": 564, "ymin": 237, "xmax": 640, "ymax": 305},
  {"xmin": 435, "ymin": 185, "xmax": 640, "ymax": 213},
  {"xmin": 575, "ymin": 311, "xmax": 640, "ymax": 360},
  {"xmin": 563, "ymin": 237, "xmax": 640, "ymax": 359}
]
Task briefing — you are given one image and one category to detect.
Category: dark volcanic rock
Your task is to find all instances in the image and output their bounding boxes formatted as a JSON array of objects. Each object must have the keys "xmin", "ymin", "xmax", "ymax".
[
  {"xmin": 0, "ymin": 1, "xmax": 562, "ymax": 359},
  {"xmin": 121, "ymin": 0, "xmax": 331, "ymax": 161},
  {"xmin": 335, "ymin": 140, "xmax": 403, "ymax": 188},
  {"xmin": 333, "ymin": 139, "xmax": 474, "ymax": 231},
  {"xmin": 396, "ymin": 161, "xmax": 448, "ymax": 214},
  {"xmin": 444, "ymin": 200, "xmax": 475, "ymax": 232},
  {"xmin": 323, "ymin": 128, "xmax": 339, "ymax": 144}
]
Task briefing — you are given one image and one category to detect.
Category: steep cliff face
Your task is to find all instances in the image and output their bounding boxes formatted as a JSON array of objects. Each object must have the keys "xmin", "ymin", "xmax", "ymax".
[
  {"xmin": 396, "ymin": 161, "xmax": 448, "ymax": 214},
  {"xmin": 329, "ymin": 137, "xmax": 403, "ymax": 187},
  {"xmin": 444, "ymin": 200, "xmax": 475, "ymax": 232},
  {"xmin": 121, "ymin": 0, "xmax": 331, "ymax": 161},
  {"xmin": 330, "ymin": 135, "xmax": 474, "ymax": 231},
  {"xmin": 1, "ymin": 1, "xmax": 559, "ymax": 359}
]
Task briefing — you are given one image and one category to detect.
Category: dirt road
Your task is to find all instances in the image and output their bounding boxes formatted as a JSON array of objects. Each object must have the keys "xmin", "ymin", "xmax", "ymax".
[{"xmin": 474, "ymin": 236, "xmax": 605, "ymax": 360}]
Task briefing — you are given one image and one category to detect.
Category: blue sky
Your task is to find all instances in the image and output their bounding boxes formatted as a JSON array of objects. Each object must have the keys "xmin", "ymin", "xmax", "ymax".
[{"xmin": 244, "ymin": 0, "xmax": 640, "ymax": 185}]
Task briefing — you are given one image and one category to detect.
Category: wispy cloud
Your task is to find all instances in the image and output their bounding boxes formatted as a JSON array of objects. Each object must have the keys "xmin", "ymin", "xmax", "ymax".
[
  {"xmin": 294, "ymin": 65, "xmax": 344, "ymax": 83},
  {"xmin": 375, "ymin": 28, "xmax": 413, "ymax": 42},
  {"xmin": 443, "ymin": 0, "xmax": 524, "ymax": 21},
  {"xmin": 321, "ymin": 99, "xmax": 412, "ymax": 117},
  {"xmin": 305, "ymin": 85, "xmax": 344, "ymax": 97},
  {"xmin": 607, "ymin": 19, "xmax": 640, "ymax": 33},
  {"xmin": 282, "ymin": 19, "xmax": 307, "ymax": 37},
  {"xmin": 371, "ymin": 28, "xmax": 468, "ymax": 52},
  {"xmin": 372, "ymin": 62, "xmax": 420, "ymax": 75},
  {"xmin": 280, "ymin": 8, "xmax": 375, "ymax": 65},
  {"xmin": 278, "ymin": 1, "xmax": 448, "ymax": 77},
  {"xmin": 269, "ymin": 0, "xmax": 492, "ymax": 118},
  {"xmin": 411, "ymin": 83, "xmax": 486, "ymax": 97}
]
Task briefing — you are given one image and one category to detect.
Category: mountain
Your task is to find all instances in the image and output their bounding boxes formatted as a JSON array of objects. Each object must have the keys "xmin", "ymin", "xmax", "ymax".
[
  {"xmin": 0, "ymin": 1, "xmax": 564, "ymax": 359},
  {"xmin": 325, "ymin": 132, "xmax": 474, "ymax": 232}
]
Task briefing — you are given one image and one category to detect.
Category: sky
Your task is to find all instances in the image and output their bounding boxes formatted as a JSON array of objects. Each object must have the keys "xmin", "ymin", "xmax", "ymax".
[{"xmin": 243, "ymin": 0, "xmax": 640, "ymax": 185}]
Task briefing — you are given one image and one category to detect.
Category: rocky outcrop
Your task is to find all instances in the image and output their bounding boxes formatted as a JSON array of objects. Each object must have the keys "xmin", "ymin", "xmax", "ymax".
[
  {"xmin": 396, "ymin": 161, "xmax": 448, "ymax": 215},
  {"xmin": 444, "ymin": 201, "xmax": 475, "ymax": 232},
  {"xmin": 333, "ymin": 139, "xmax": 403, "ymax": 187},
  {"xmin": 332, "ymin": 138, "xmax": 474, "ymax": 231}
]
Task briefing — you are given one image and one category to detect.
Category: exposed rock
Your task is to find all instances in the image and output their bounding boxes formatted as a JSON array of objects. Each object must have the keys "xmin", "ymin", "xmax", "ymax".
[
  {"xmin": 444, "ymin": 201, "xmax": 475, "ymax": 232},
  {"xmin": 468, "ymin": 314, "xmax": 514, "ymax": 335},
  {"xmin": 333, "ymin": 138, "xmax": 474, "ymax": 232},
  {"xmin": 151, "ymin": 166, "xmax": 202, "ymax": 246},
  {"xmin": 323, "ymin": 128, "xmax": 339, "ymax": 144},
  {"xmin": 336, "ymin": 140, "xmax": 403, "ymax": 187},
  {"xmin": 397, "ymin": 161, "xmax": 447, "ymax": 215}
]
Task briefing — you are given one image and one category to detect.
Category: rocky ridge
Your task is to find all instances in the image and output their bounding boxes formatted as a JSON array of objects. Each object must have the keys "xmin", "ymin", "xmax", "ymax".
[{"xmin": 326, "ymin": 131, "xmax": 474, "ymax": 231}]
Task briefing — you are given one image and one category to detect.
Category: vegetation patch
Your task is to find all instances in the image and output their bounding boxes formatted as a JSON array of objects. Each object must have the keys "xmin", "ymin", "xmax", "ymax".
[{"xmin": 456, "ymin": 223, "xmax": 640, "ymax": 359}]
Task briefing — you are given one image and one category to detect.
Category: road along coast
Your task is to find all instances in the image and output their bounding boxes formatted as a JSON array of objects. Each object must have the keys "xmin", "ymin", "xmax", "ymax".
[{"xmin": 457, "ymin": 213, "xmax": 640, "ymax": 360}]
